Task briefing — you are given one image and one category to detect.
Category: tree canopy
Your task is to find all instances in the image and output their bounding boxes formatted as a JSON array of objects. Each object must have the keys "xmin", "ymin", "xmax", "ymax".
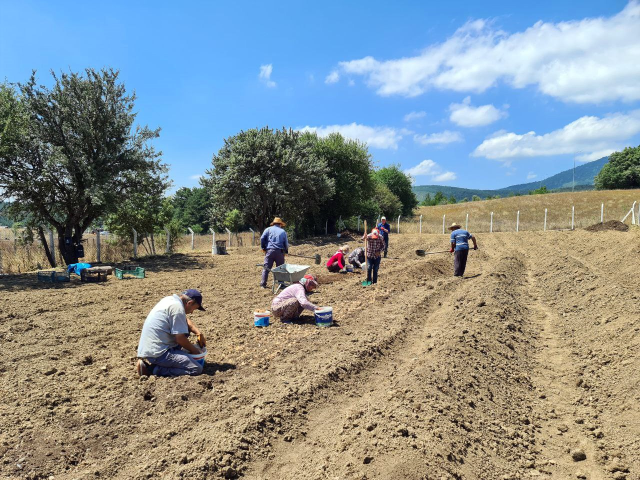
[
  {"xmin": 0, "ymin": 69, "xmax": 168, "ymax": 265},
  {"xmin": 202, "ymin": 127, "xmax": 334, "ymax": 232},
  {"xmin": 373, "ymin": 165, "xmax": 418, "ymax": 217},
  {"xmin": 594, "ymin": 145, "xmax": 640, "ymax": 189}
]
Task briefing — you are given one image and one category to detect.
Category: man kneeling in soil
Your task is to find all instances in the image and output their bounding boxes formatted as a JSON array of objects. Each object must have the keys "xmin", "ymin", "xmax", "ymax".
[
  {"xmin": 271, "ymin": 274, "xmax": 319, "ymax": 322},
  {"xmin": 136, "ymin": 289, "xmax": 207, "ymax": 377}
]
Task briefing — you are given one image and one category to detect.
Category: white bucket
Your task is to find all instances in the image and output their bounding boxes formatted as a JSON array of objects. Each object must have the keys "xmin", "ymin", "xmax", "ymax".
[
  {"xmin": 254, "ymin": 310, "xmax": 270, "ymax": 327},
  {"xmin": 314, "ymin": 306, "xmax": 333, "ymax": 327}
]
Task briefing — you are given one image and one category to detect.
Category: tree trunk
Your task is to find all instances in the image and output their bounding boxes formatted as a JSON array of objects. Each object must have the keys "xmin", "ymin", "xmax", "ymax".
[
  {"xmin": 150, "ymin": 232, "xmax": 156, "ymax": 255},
  {"xmin": 38, "ymin": 226, "xmax": 56, "ymax": 268},
  {"xmin": 57, "ymin": 227, "xmax": 79, "ymax": 266}
]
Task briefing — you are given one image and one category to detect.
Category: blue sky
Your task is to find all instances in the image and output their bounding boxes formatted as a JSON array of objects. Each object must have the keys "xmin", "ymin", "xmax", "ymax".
[{"xmin": 1, "ymin": 0, "xmax": 639, "ymax": 192}]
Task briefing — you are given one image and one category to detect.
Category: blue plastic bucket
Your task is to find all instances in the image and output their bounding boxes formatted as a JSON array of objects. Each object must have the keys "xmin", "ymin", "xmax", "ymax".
[
  {"xmin": 254, "ymin": 311, "xmax": 270, "ymax": 327},
  {"xmin": 186, "ymin": 348, "xmax": 207, "ymax": 367},
  {"xmin": 314, "ymin": 307, "xmax": 333, "ymax": 327}
]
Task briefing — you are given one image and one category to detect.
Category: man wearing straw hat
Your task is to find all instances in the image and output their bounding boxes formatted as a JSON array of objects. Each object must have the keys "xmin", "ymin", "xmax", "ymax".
[
  {"xmin": 260, "ymin": 217, "xmax": 289, "ymax": 289},
  {"xmin": 449, "ymin": 222, "xmax": 478, "ymax": 277}
]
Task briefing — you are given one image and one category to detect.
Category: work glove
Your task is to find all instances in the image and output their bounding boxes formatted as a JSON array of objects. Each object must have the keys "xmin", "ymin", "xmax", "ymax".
[
  {"xmin": 196, "ymin": 333, "xmax": 207, "ymax": 348},
  {"xmin": 449, "ymin": 248, "xmax": 454, "ymax": 253}
]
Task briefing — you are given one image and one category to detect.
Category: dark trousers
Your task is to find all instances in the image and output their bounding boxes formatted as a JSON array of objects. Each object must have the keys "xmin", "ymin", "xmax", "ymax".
[
  {"xmin": 261, "ymin": 249, "xmax": 285, "ymax": 287},
  {"xmin": 454, "ymin": 249, "xmax": 469, "ymax": 276},
  {"xmin": 383, "ymin": 236, "xmax": 388, "ymax": 258},
  {"xmin": 327, "ymin": 261, "xmax": 341, "ymax": 273},
  {"xmin": 366, "ymin": 256, "xmax": 381, "ymax": 284}
]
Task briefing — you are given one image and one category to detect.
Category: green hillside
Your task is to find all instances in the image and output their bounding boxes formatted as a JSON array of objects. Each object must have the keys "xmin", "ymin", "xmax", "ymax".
[{"xmin": 413, "ymin": 156, "xmax": 607, "ymax": 202}]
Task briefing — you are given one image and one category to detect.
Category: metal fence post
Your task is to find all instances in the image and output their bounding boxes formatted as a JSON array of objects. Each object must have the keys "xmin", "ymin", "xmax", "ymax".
[
  {"xmin": 516, "ymin": 211, "xmax": 520, "ymax": 232},
  {"xmin": 601, "ymin": 203, "xmax": 604, "ymax": 223},
  {"xmin": 571, "ymin": 206, "xmax": 575, "ymax": 230},
  {"xmin": 419, "ymin": 215, "xmax": 423, "ymax": 234},
  {"xmin": 226, "ymin": 228, "xmax": 231, "ymax": 247},
  {"xmin": 165, "ymin": 227, "xmax": 171, "ymax": 253},
  {"xmin": 187, "ymin": 228, "xmax": 194, "ymax": 250},
  {"xmin": 249, "ymin": 228, "xmax": 255, "ymax": 246},
  {"xmin": 325, "ymin": 220, "xmax": 328, "ymax": 235},
  {"xmin": 132, "ymin": 228, "xmax": 138, "ymax": 259},
  {"xmin": 210, "ymin": 228, "xmax": 216, "ymax": 255},
  {"xmin": 397, "ymin": 215, "xmax": 401, "ymax": 234},
  {"xmin": 544, "ymin": 209, "xmax": 547, "ymax": 231},
  {"xmin": 357, "ymin": 216, "xmax": 361, "ymax": 232},
  {"xmin": 96, "ymin": 229, "xmax": 101, "ymax": 263},
  {"xmin": 442, "ymin": 214, "xmax": 445, "ymax": 234},
  {"xmin": 465, "ymin": 213, "xmax": 469, "ymax": 231},
  {"xmin": 490, "ymin": 212, "xmax": 493, "ymax": 233}
]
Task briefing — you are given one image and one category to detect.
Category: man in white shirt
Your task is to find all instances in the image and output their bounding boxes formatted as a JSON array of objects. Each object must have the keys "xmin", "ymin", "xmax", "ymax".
[{"xmin": 136, "ymin": 289, "xmax": 207, "ymax": 377}]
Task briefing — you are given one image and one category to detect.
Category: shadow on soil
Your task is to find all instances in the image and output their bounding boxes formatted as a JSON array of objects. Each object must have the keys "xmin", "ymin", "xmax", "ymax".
[{"xmin": 202, "ymin": 362, "xmax": 236, "ymax": 376}]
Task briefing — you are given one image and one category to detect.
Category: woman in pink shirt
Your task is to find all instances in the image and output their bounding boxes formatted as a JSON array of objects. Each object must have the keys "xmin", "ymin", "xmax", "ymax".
[
  {"xmin": 326, "ymin": 245, "xmax": 349, "ymax": 273},
  {"xmin": 271, "ymin": 274, "xmax": 319, "ymax": 321}
]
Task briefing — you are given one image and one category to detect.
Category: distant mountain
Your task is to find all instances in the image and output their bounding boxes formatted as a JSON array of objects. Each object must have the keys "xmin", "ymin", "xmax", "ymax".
[{"xmin": 413, "ymin": 156, "xmax": 608, "ymax": 202}]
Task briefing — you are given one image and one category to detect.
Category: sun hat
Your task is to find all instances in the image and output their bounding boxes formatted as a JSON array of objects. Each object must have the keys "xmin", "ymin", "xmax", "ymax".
[
  {"xmin": 182, "ymin": 289, "xmax": 206, "ymax": 311},
  {"xmin": 381, "ymin": 216, "xmax": 386, "ymax": 220},
  {"xmin": 270, "ymin": 217, "xmax": 286, "ymax": 227},
  {"xmin": 448, "ymin": 222, "xmax": 462, "ymax": 230}
]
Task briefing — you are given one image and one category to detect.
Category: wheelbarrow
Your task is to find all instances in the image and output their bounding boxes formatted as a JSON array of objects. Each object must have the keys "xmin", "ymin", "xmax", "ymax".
[{"xmin": 258, "ymin": 263, "xmax": 311, "ymax": 294}]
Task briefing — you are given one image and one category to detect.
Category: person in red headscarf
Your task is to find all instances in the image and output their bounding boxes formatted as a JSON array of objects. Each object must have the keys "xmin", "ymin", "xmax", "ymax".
[{"xmin": 271, "ymin": 274, "xmax": 319, "ymax": 321}]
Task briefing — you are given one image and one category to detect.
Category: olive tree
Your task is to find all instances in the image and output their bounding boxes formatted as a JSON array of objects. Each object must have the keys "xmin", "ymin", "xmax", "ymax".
[
  {"xmin": 0, "ymin": 70, "xmax": 167, "ymax": 266},
  {"xmin": 595, "ymin": 145, "xmax": 640, "ymax": 189}
]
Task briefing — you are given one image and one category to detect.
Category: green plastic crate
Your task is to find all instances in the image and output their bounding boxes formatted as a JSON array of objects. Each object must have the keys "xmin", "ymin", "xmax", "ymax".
[{"xmin": 115, "ymin": 266, "xmax": 145, "ymax": 279}]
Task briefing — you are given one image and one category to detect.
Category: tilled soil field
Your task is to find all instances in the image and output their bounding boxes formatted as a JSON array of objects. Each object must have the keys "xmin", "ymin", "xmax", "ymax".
[{"xmin": 1, "ymin": 230, "xmax": 639, "ymax": 480}]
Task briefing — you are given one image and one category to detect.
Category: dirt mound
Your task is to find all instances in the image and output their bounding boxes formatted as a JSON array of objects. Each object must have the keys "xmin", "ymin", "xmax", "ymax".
[
  {"xmin": 584, "ymin": 219, "xmax": 629, "ymax": 231},
  {"xmin": 1, "ymin": 231, "xmax": 639, "ymax": 479}
]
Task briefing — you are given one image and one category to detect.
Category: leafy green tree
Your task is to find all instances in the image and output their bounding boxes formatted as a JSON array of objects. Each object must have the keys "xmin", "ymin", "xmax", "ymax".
[
  {"xmin": 595, "ymin": 145, "xmax": 640, "ymax": 189},
  {"xmin": 104, "ymin": 172, "xmax": 171, "ymax": 255},
  {"xmin": 171, "ymin": 187, "xmax": 211, "ymax": 232},
  {"xmin": 420, "ymin": 193, "xmax": 433, "ymax": 207},
  {"xmin": 223, "ymin": 209, "xmax": 243, "ymax": 232},
  {"xmin": 460, "ymin": 197, "xmax": 468, "ymax": 203},
  {"xmin": 203, "ymin": 127, "xmax": 334, "ymax": 232},
  {"xmin": 372, "ymin": 181, "xmax": 402, "ymax": 219},
  {"xmin": 374, "ymin": 165, "xmax": 418, "ymax": 216},
  {"xmin": 529, "ymin": 186, "xmax": 548, "ymax": 195},
  {"xmin": 448, "ymin": 195, "xmax": 457, "ymax": 204},
  {"xmin": 0, "ymin": 70, "xmax": 167, "ymax": 266},
  {"xmin": 433, "ymin": 191, "xmax": 446, "ymax": 205},
  {"xmin": 472, "ymin": 195, "xmax": 482, "ymax": 202},
  {"xmin": 313, "ymin": 133, "xmax": 375, "ymax": 230}
]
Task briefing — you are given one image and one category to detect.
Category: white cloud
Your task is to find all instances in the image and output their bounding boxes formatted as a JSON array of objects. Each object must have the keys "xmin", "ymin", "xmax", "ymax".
[
  {"xmin": 472, "ymin": 110, "xmax": 640, "ymax": 161},
  {"xmin": 297, "ymin": 123, "xmax": 404, "ymax": 149},
  {"xmin": 259, "ymin": 64, "xmax": 276, "ymax": 88},
  {"xmin": 414, "ymin": 130, "xmax": 463, "ymax": 145},
  {"xmin": 433, "ymin": 171, "xmax": 457, "ymax": 182},
  {"xmin": 336, "ymin": 2, "xmax": 640, "ymax": 103},
  {"xmin": 526, "ymin": 172, "xmax": 537, "ymax": 180},
  {"xmin": 189, "ymin": 174, "xmax": 203, "ymax": 180},
  {"xmin": 404, "ymin": 159, "xmax": 457, "ymax": 183},
  {"xmin": 449, "ymin": 96, "xmax": 507, "ymax": 127},
  {"xmin": 575, "ymin": 149, "xmax": 616, "ymax": 162},
  {"xmin": 404, "ymin": 111, "xmax": 427, "ymax": 122},
  {"xmin": 325, "ymin": 71, "xmax": 340, "ymax": 84}
]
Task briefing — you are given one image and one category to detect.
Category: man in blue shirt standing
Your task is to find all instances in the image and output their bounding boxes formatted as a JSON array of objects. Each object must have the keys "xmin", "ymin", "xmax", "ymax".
[
  {"xmin": 260, "ymin": 217, "xmax": 289, "ymax": 289},
  {"xmin": 377, "ymin": 216, "xmax": 391, "ymax": 258},
  {"xmin": 449, "ymin": 222, "xmax": 478, "ymax": 277}
]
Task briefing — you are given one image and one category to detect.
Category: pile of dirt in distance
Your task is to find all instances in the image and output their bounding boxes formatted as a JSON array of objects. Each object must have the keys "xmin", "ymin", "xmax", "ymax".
[{"xmin": 584, "ymin": 220, "xmax": 629, "ymax": 232}]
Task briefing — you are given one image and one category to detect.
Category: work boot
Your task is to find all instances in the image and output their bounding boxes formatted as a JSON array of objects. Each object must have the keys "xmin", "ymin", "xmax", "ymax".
[{"xmin": 136, "ymin": 359, "xmax": 151, "ymax": 377}]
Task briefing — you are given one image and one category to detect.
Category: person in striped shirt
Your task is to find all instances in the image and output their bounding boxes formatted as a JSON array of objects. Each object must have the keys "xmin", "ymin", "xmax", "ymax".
[{"xmin": 364, "ymin": 228, "xmax": 385, "ymax": 285}]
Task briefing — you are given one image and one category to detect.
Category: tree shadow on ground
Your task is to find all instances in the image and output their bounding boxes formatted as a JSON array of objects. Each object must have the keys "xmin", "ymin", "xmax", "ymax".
[
  {"xmin": 128, "ymin": 253, "xmax": 208, "ymax": 275},
  {"xmin": 0, "ymin": 274, "xmax": 87, "ymax": 292},
  {"xmin": 293, "ymin": 233, "xmax": 362, "ymax": 249}
]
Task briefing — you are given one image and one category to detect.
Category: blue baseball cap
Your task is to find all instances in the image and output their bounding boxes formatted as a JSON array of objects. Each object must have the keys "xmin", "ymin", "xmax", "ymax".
[{"xmin": 182, "ymin": 289, "xmax": 205, "ymax": 311}]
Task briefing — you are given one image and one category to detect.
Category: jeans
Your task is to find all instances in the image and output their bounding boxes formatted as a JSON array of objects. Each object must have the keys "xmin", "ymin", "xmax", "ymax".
[
  {"xmin": 261, "ymin": 249, "xmax": 285, "ymax": 287},
  {"xmin": 366, "ymin": 256, "xmax": 381, "ymax": 284},
  {"xmin": 148, "ymin": 346, "xmax": 203, "ymax": 377}
]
